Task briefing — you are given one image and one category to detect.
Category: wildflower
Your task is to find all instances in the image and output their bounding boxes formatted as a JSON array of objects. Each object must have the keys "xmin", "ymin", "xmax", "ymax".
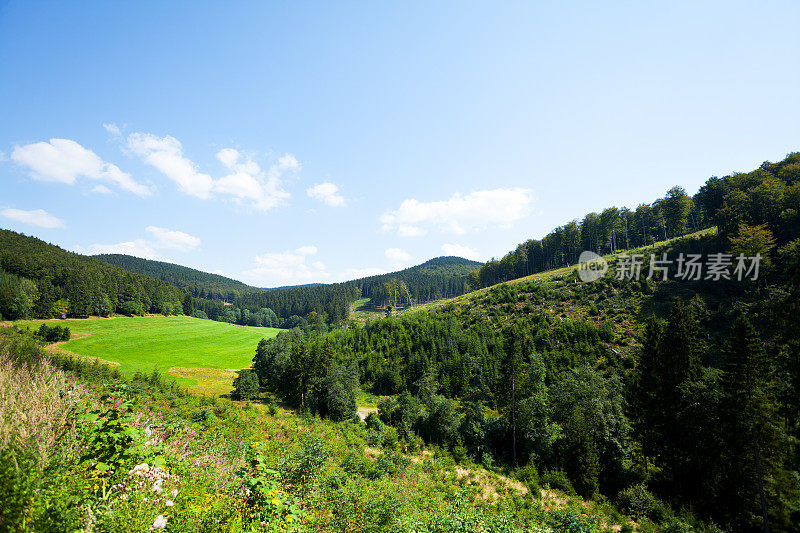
[
  {"xmin": 166, "ymin": 500, "xmax": 174, "ymax": 507},
  {"xmin": 171, "ymin": 489, "xmax": 178, "ymax": 497},
  {"xmin": 152, "ymin": 480, "xmax": 163, "ymax": 493},
  {"xmin": 152, "ymin": 515, "xmax": 167, "ymax": 529}
]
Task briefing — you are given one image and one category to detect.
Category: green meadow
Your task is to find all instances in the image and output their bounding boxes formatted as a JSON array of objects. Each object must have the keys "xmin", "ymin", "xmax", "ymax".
[{"xmin": 14, "ymin": 315, "xmax": 280, "ymax": 392}]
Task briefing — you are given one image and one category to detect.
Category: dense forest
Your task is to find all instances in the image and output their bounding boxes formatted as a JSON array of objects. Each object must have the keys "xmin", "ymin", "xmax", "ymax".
[
  {"xmin": 0, "ymin": 230, "xmax": 188, "ymax": 320},
  {"xmin": 94, "ymin": 254, "xmax": 260, "ymax": 302},
  {"xmin": 250, "ymin": 153, "xmax": 800, "ymax": 531},
  {"xmin": 97, "ymin": 253, "xmax": 480, "ymax": 326},
  {"xmin": 355, "ymin": 256, "xmax": 481, "ymax": 307},
  {"xmin": 470, "ymin": 152, "xmax": 800, "ymax": 288}
]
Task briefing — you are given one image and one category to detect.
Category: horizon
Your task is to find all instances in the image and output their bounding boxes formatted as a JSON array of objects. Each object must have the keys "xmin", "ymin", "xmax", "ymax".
[{"xmin": 2, "ymin": 1, "xmax": 799, "ymax": 286}]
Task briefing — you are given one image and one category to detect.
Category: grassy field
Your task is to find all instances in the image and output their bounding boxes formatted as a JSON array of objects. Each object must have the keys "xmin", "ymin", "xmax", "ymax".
[{"xmin": 12, "ymin": 315, "xmax": 280, "ymax": 393}]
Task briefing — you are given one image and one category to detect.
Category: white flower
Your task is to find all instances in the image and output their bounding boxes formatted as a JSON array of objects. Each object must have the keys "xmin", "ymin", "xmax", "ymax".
[
  {"xmin": 152, "ymin": 515, "xmax": 167, "ymax": 529},
  {"xmin": 165, "ymin": 500, "xmax": 174, "ymax": 507},
  {"xmin": 144, "ymin": 427, "xmax": 152, "ymax": 437},
  {"xmin": 170, "ymin": 489, "xmax": 178, "ymax": 497},
  {"xmin": 152, "ymin": 480, "xmax": 163, "ymax": 494},
  {"xmin": 130, "ymin": 463, "xmax": 149, "ymax": 474}
]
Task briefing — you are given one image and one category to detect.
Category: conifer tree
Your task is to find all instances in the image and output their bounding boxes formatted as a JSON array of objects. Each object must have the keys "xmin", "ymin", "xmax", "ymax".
[{"xmin": 718, "ymin": 316, "xmax": 793, "ymax": 532}]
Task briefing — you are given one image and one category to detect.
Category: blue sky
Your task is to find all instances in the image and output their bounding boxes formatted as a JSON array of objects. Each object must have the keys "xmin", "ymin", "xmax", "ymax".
[{"xmin": 1, "ymin": 1, "xmax": 798, "ymax": 287}]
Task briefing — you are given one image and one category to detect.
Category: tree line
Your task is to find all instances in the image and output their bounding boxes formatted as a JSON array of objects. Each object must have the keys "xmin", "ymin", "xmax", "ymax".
[{"xmin": 469, "ymin": 152, "xmax": 800, "ymax": 288}]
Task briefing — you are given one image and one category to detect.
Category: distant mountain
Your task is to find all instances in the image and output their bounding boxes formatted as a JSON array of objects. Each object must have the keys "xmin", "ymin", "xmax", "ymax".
[
  {"xmin": 94, "ymin": 252, "xmax": 482, "ymax": 322},
  {"xmin": 264, "ymin": 283, "xmax": 324, "ymax": 291},
  {"xmin": 94, "ymin": 254, "xmax": 260, "ymax": 301},
  {"xmin": 353, "ymin": 256, "xmax": 482, "ymax": 306}
]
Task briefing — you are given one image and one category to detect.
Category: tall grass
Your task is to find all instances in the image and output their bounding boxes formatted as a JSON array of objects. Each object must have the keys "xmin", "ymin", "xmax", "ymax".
[{"xmin": 0, "ymin": 333, "xmax": 82, "ymax": 465}]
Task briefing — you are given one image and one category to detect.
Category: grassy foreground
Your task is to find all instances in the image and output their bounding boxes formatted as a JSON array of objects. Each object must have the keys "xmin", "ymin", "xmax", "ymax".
[
  {"xmin": 1, "ymin": 327, "xmax": 632, "ymax": 532},
  {"xmin": 13, "ymin": 316, "xmax": 280, "ymax": 392}
]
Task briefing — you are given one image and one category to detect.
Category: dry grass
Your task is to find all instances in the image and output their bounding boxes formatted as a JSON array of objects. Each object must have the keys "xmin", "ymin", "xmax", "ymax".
[
  {"xmin": 168, "ymin": 366, "xmax": 240, "ymax": 397},
  {"xmin": 0, "ymin": 342, "xmax": 82, "ymax": 465}
]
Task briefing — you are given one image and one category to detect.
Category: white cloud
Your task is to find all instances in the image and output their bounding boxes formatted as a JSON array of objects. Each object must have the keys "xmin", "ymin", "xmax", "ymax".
[
  {"xmin": 125, "ymin": 133, "xmax": 293, "ymax": 210},
  {"xmin": 343, "ymin": 267, "xmax": 387, "ymax": 279},
  {"xmin": 442, "ymin": 243, "xmax": 481, "ymax": 261},
  {"xmin": 278, "ymin": 153, "xmax": 300, "ymax": 170},
  {"xmin": 1, "ymin": 208, "xmax": 65, "ymax": 229},
  {"xmin": 380, "ymin": 188, "xmax": 534, "ymax": 236},
  {"xmin": 91, "ymin": 184, "xmax": 113, "ymax": 194},
  {"xmin": 126, "ymin": 133, "xmax": 214, "ymax": 199},
  {"xmin": 385, "ymin": 247, "xmax": 412, "ymax": 263},
  {"xmin": 103, "ymin": 123, "xmax": 122, "ymax": 137},
  {"xmin": 242, "ymin": 245, "xmax": 329, "ymax": 286},
  {"xmin": 397, "ymin": 224, "xmax": 426, "ymax": 237},
  {"xmin": 307, "ymin": 182, "xmax": 345, "ymax": 207},
  {"xmin": 294, "ymin": 245, "xmax": 318, "ymax": 256},
  {"xmin": 11, "ymin": 138, "xmax": 150, "ymax": 196},
  {"xmin": 78, "ymin": 226, "xmax": 200, "ymax": 260},
  {"xmin": 145, "ymin": 226, "xmax": 201, "ymax": 252}
]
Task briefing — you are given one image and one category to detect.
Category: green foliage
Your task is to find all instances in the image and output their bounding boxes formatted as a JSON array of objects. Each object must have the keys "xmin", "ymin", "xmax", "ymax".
[
  {"xmin": 34, "ymin": 323, "xmax": 70, "ymax": 342},
  {"xmin": 616, "ymin": 483, "xmax": 666, "ymax": 522},
  {"xmin": 79, "ymin": 401, "xmax": 159, "ymax": 473},
  {"xmin": 0, "ymin": 230, "xmax": 186, "ymax": 318},
  {"xmin": 232, "ymin": 368, "xmax": 260, "ymax": 401},
  {"xmin": 280, "ymin": 436, "xmax": 329, "ymax": 487},
  {"xmin": 549, "ymin": 510, "xmax": 598, "ymax": 533}
]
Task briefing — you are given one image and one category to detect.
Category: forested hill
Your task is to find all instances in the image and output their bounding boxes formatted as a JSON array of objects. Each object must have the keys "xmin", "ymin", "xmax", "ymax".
[
  {"xmin": 0, "ymin": 229, "xmax": 187, "ymax": 319},
  {"xmin": 92, "ymin": 253, "xmax": 480, "ymax": 324},
  {"xmin": 469, "ymin": 151, "xmax": 800, "ymax": 288},
  {"xmin": 251, "ymin": 151, "xmax": 800, "ymax": 531},
  {"xmin": 95, "ymin": 253, "xmax": 259, "ymax": 301},
  {"xmin": 354, "ymin": 256, "xmax": 482, "ymax": 306}
]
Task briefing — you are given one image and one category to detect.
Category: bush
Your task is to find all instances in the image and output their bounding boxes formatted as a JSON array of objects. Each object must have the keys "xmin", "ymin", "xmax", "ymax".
[
  {"xmin": 340, "ymin": 451, "xmax": 372, "ymax": 477},
  {"xmin": 541, "ymin": 469, "xmax": 576, "ymax": 496},
  {"xmin": 549, "ymin": 510, "xmax": 598, "ymax": 533},
  {"xmin": 365, "ymin": 412, "xmax": 384, "ymax": 431},
  {"xmin": 281, "ymin": 436, "xmax": 329, "ymax": 486},
  {"xmin": 616, "ymin": 483, "xmax": 667, "ymax": 522},
  {"xmin": 232, "ymin": 369, "xmax": 259, "ymax": 401},
  {"xmin": 34, "ymin": 324, "xmax": 70, "ymax": 343},
  {"xmin": 514, "ymin": 459, "xmax": 540, "ymax": 494},
  {"xmin": 368, "ymin": 451, "xmax": 409, "ymax": 480},
  {"xmin": 119, "ymin": 300, "xmax": 144, "ymax": 316}
]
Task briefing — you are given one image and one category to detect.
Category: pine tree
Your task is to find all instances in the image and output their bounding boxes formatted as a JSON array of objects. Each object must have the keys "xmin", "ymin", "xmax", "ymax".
[
  {"xmin": 631, "ymin": 299, "xmax": 701, "ymax": 494},
  {"xmin": 718, "ymin": 316, "xmax": 793, "ymax": 532}
]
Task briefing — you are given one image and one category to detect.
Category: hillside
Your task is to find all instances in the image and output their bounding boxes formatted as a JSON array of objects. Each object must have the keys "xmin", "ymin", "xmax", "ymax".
[
  {"xmin": 471, "ymin": 152, "xmax": 800, "ymax": 288},
  {"xmin": 247, "ymin": 153, "xmax": 800, "ymax": 531},
  {"xmin": 1, "ymin": 326, "xmax": 637, "ymax": 532},
  {"xmin": 94, "ymin": 254, "xmax": 259, "ymax": 301},
  {"xmin": 353, "ymin": 256, "xmax": 482, "ymax": 307},
  {"xmin": 0, "ymin": 229, "xmax": 187, "ymax": 319},
  {"xmin": 95, "ymin": 252, "xmax": 480, "ymax": 325}
]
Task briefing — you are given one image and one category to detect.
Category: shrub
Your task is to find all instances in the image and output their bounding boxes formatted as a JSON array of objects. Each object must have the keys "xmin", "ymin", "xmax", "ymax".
[
  {"xmin": 616, "ymin": 483, "xmax": 667, "ymax": 522},
  {"xmin": 340, "ymin": 451, "xmax": 371, "ymax": 477},
  {"xmin": 382, "ymin": 426, "xmax": 399, "ymax": 451},
  {"xmin": 368, "ymin": 451, "xmax": 409, "ymax": 480},
  {"xmin": 541, "ymin": 469, "xmax": 576, "ymax": 496},
  {"xmin": 281, "ymin": 436, "xmax": 329, "ymax": 486},
  {"xmin": 119, "ymin": 300, "xmax": 144, "ymax": 316},
  {"xmin": 365, "ymin": 412, "xmax": 384, "ymax": 431},
  {"xmin": 514, "ymin": 459, "xmax": 540, "ymax": 494},
  {"xmin": 232, "ymin": 369, "xmax": 259, "ymax": 401},
  {"xmin": 549, "ymin": 510, "xmax": 598, "ymax": 533}
]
